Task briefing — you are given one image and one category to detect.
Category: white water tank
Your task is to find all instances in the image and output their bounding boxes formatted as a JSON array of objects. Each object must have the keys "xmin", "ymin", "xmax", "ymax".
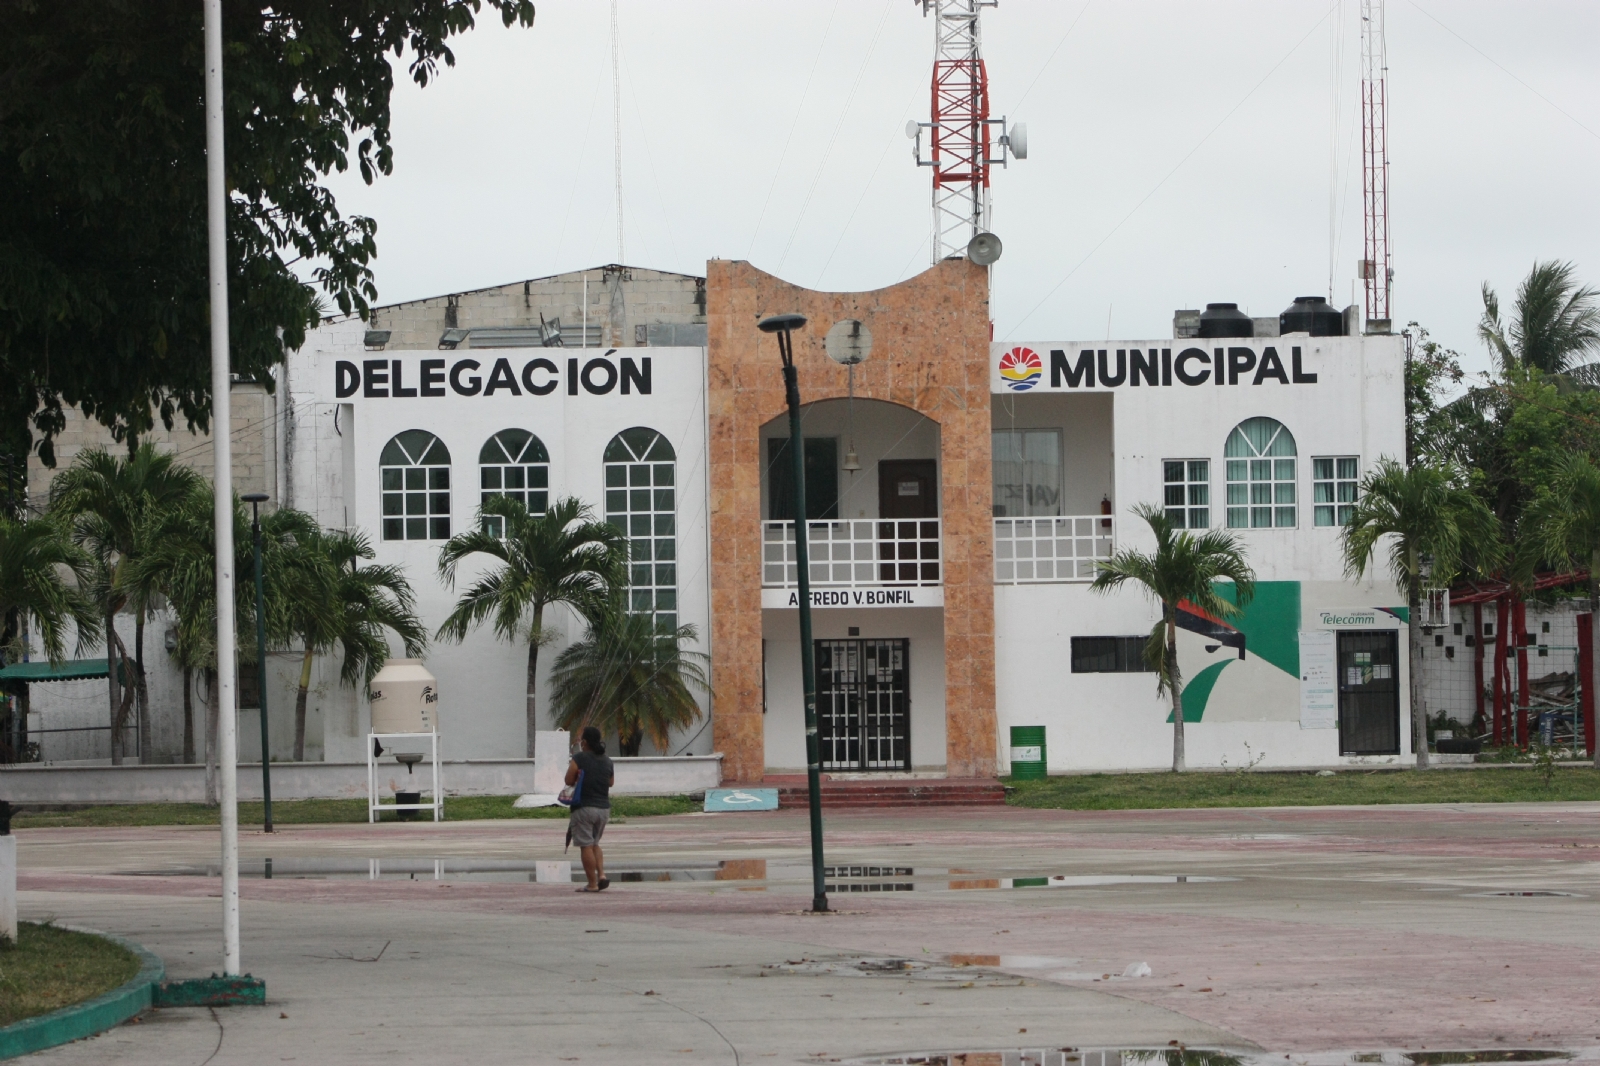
[{"xmin": 368, "ymin": 659, "xmax": 439, "ymax": 733}]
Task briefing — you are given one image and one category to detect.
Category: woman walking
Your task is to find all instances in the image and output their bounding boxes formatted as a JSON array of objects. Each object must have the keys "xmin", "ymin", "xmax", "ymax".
[{"xmin": 566, "ymin": 726, "xmax": 615, "ymax": 892}]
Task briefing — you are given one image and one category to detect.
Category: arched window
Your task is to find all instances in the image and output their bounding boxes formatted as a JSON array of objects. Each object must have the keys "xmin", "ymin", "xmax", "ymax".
[
  {"xmin": 604, "ymin": 428, "xmax": 677, "ymax": 628},
  {"xmin": 380, "ymin": 430, "xmax": 451, "ymax": 541},
  {"xmin": 1224, "ymin": 417, "xmax": 1296, "ymax": 529},
  {"xmin": 479, "ymin": 429, "xmax": 550, "ymax": 536}
]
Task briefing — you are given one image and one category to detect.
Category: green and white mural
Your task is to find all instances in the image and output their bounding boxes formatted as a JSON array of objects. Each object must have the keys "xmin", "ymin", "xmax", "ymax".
[{"xmin": 1170, "ymin": 581, "xmax": 1406, "ymax": 723}]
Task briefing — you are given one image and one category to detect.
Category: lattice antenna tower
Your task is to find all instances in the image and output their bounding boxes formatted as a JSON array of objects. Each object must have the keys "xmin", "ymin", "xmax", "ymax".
[
  {"xmin": 1359, "ymin": 0, "xmax": 1391, "ymax": 330},
  {"xmin": 908, "ymin": 0, "xmax": 1025, "ymax": 264}
]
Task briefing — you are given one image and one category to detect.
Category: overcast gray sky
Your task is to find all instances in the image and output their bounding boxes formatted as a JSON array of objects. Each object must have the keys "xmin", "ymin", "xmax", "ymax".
[{"xmin": 307, "ymin": 0, "xmax": 1600, "ymax": 377}]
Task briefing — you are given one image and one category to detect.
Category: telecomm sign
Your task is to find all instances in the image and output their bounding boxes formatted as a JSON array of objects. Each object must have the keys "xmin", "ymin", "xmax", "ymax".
[
  {"xmin": 994, "ymin": 344, "xmax": 1320, "ymax": 392},
  {"xmin": 334, "ymin": 351, "xmax": 652, "ymax": 398}
]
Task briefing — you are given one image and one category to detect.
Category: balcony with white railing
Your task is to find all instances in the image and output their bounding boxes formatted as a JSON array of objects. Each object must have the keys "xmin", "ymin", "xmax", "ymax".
[
  {"xmin": 993, "ymin": 515, "xmax": 1114, "ymax": 584},
  {"xmin": 761, "ymin": 519, "xmax": 942, "ymax": 588}
]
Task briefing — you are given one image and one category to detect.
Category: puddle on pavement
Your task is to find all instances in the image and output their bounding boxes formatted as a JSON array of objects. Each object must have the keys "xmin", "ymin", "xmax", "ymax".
[
  {"xmin": 760, "ymin": 955, "xmax": 1030, "ymax": 986},
  {"xmin": 761, "ymin": 952, "xmax": 1167, "ymax": 987},
  {"xmin": 124, "ymin": 858, "xmax": 736, "ymax": 884},
  {"xmin": 943, "ymin": 954, "xmax": 1157, "ymax": 983},
  {"xmin": 844, "ymin": 1049, "xmax": 1587, "ymax": 1066},
  {"xmin": 122, "ymin": 858, "xmax": 1234, "ymax": 893},
  {"xmin": 818, "ymin": 868, "xmax": 1235, "ymax": 893}
]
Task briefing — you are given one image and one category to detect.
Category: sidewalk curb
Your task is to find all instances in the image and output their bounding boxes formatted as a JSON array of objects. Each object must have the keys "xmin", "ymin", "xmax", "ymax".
[{"xmin": 0, "ymin": 930, "xmax": 163, "ymax": 1061}]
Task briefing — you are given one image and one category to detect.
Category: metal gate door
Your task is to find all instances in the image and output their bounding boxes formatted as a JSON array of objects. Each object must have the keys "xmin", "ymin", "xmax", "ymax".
[
  {"xmin": 1338, "ymin": 630, "xmax": 1400, "ymax": 755},
  {"xmin": 814, "ymin": 638, "xmax": 910, "ymax": 771}
]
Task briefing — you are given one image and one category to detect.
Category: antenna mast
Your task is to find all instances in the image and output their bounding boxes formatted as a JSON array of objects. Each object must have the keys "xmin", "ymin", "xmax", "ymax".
[
  {"xmin": 1359, "ymin": 0, "xmax": 1391, "ymax": 330},
  {"xmin": 610, "ymin": 0, "xmax": 624, "ymax": 264},
  {"xmin": 909, "ymin": 1, "xmax": 1023, "ymax": 264}
]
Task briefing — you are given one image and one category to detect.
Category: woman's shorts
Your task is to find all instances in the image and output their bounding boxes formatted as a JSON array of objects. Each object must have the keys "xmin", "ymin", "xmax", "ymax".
[{"xmin": 569, "ymin": 805, "xmax": 610, "ymax": 847}]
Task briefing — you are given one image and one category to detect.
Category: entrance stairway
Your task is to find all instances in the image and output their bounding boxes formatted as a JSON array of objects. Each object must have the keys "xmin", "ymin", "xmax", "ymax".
[{"xmin": 763, "ymin": 776, "xmax": 1007, "ymax": 809}]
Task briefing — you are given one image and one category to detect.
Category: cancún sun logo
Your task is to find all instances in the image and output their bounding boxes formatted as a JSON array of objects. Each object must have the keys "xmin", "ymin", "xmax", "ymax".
[{"xmin": 999, "ymin": 346, "xmax": 1041, "ymax": 391}]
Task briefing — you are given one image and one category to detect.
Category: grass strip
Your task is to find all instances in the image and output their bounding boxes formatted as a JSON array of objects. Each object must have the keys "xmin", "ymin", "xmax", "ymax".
[
  {"xmin": 0, "ymin": 923, "xmax": 141, "ymax": 1027},
  {"xmin": 11, "ymin": 793, "xmax": 698, "ymax": 829},
  {"xmin": 1005, "ymin": 764, "xmax": 1600, "ymax": 811}
]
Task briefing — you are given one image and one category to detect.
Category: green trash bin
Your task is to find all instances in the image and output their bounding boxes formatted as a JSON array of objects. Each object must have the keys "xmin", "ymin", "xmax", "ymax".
[{"xmin": 1009, "ymin": 725, "xmax": 1047, "ymax": 779}]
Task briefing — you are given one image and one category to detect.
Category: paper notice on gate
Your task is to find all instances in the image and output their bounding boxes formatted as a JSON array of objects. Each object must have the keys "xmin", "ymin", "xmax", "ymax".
[{"xmin": 1299, "ymin": 629, "xmax": 1337, "ymax": 730}]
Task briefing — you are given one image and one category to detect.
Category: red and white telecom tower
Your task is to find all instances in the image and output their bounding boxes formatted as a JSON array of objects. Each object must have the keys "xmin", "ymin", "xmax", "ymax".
[
  {"xmin": 1360, "ymin": 0, "xmax": 1392, "ymax": 331},
  {"xmin": 909, "ymin": 0, "xmax": 1024, "ymax": 264}
]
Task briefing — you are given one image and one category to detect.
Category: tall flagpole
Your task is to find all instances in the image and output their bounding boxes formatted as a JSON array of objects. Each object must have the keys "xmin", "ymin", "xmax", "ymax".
[
  {"xmin": 203, "ymin": 0, "xmax": 242, "ymax": 975},
  {"xmin": 610, "ymin": 0, "xmax": 624, "ymax": 263}
]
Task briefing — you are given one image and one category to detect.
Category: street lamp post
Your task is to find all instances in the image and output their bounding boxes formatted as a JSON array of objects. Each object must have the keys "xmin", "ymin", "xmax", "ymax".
[
  {"xmin": 241, "ymin": 492, "xmax": 273, "ymax": 833},
  {"xmin": 757, "ymin": 313, "xmax": 828, "ymax": 914}
]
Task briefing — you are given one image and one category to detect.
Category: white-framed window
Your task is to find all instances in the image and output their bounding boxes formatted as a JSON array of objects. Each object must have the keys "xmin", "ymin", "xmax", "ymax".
[
  {"xmin": 1313, "ymin": 456, "xmax": 1360, "ymax": 526},
  {"xmin": 1162, "ymin": 459, "xmax": 1210, "ymax": 529},
  {"xmin": 604, "ymin": 427, "xmax": 677, "ymax": 629},
  {"xmin": 992, "ymin": 428, "xmax": 1062, "ymax": 517},
  {"xmin": 479, "ymin": 429, "xmax": 550, "ymax": 536},
  {"xmin": 380, "ymin": 430, "xmax": 451, "ymax": 541},
  {"xmin": 1224, "ymin": 417, "xmax": 1297, "ymax": 529}
]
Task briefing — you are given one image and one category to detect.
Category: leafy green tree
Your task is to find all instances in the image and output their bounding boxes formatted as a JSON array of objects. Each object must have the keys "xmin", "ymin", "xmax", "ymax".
[
  {"xmin": 285, "ymin": 528, "xmax": 426, "ymax": 761},
  {"xmin": 1479, "ymin": 261, "xmax": 1600, "ymax": 384},
  {"xmin": 1521, "ymin": 452, "xmax": 1600, "ymax": 769},
  {"xmin": 0, "ymin": 0, "xmax": 535, "ymax": 463},
  {"xmin": 437, "ymin": 496, "xmax": 626, "ymax": 757},
  {"xmin": 1091, "ymin": 504, "xmax": 1256, "ymax": 772},
  {"xmin": 1499, "ymin": 371, "xmax": 1600, "ymax": 508},
  {"xmin": 1421, "ymin": 376, "xmax": 1600, "ymax": 543},
  {"xmin": 1342, "ymin": 459, "xmax": 1503, "ymax": 768},
  {"xmin": 1401, "ymin": 322, "xmax": 1465, "ymax": 465},
  {"xmin": 48, "ymin": 443, "xmax": 201, "ymax": 762},
  {"xmin": 549, "ymin": 609, "xmax": 709, "ymax": 757}
]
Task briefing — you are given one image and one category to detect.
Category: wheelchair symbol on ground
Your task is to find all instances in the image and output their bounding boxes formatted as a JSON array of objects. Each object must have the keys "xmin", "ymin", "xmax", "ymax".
[{"xmin": 703, "ymin": 788, "xmax": 780, "ymax": 812}]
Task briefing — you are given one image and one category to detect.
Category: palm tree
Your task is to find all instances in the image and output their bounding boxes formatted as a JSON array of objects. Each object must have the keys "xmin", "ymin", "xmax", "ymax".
[
  {"xmin": 1521, "ymin": 452, "xmax": 1600, "ymax": 768},
  {"xmin": 549, "ymin": 608, "xmax": 709, "ymax": 756},
  {"xmin": 284, "ymin": 528, "xmax": 426, "ymax": 761},
  {"xmin": 1342, "ymin": 458, "xmax": 1503, "ymax": 768},
  {"xmin": 436, "ymin": 495, "xmax": 625, "ymax": 758},
  {"xmin": 1479, "ymin": 261, "xmax": 1600, "ymax": 383},
  {"xmin": 0, "ymin": 515, "xmax": 100, "ymax": 664},
  {"xmin": 50, "ymin": 443, "xmax": 202, "ymax": 762},
  {"xmin": 1091, "ymin": 504, "xmax": 1255, "ymax": 772},
  {"xmin": 130, "ymin": 486, "xmax": 313, "ymax": 788},
  {"xmin": 131, "ymin": 488, "xmax": 228, "ymax": 789},
  {"xmin": 0, "ymin": 515, "xmax": 100, "ymax": 763}
]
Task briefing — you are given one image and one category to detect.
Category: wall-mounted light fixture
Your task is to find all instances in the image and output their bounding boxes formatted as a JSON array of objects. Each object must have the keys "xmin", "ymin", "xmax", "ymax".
[
  {"xmin": 363, "ymin": 330, "xmax": 391, "ymax": 350},
  {"xmin": 438, "ymin": 328, "xmax": 469, "ymax": 350}
]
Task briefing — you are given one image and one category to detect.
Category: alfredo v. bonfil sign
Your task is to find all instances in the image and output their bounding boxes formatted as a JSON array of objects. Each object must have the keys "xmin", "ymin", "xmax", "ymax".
[
  {"xmin": 334, "ymin": 350, "xmax": 652, "ymax": 398},
  {"xmin": 759, "ymin": 586, "xmax": 944, "ymax": 609},
  {"xmin": 995, "ymin": 343, "xmax": 1320, "ymax": 392}
]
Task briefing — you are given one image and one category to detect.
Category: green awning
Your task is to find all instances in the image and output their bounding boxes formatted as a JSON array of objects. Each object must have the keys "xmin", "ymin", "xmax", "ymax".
[{"xmin": 0, "ymin": 659, "xmax": 113, "ymax": 683}]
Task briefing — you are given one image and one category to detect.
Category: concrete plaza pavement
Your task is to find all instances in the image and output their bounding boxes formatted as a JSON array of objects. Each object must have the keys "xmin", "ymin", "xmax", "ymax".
[{"xmin": 12, "ymin": 801, "xmax": 1600, "ymax": 1064}]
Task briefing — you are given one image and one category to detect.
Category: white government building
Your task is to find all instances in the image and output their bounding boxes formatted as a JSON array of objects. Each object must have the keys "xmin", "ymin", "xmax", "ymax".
[{"xmin": 22, "ymin": 263, "xmax": 1418, "ymax": 780}]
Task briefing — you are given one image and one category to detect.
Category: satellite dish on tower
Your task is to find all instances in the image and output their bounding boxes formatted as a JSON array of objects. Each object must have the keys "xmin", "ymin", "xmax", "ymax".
[
  {"xmin": 1008, "ymin": 122, "xmax": 1028, "ymax": 160},
  {"xmin": 905, "ymin": 119, "xmax": 920, "ymax": 140},
  {"xmin": 967, "ymin": 232, "xmax": 1003, "ymax": 266},
  {"xmin": 825, "ymin": 319, "xmax": 873, "ymax": 365}
]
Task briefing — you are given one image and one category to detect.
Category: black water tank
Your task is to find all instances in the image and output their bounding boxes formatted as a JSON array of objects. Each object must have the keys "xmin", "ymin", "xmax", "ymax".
[
  {"xmin": 1197, "ymin": 303, "xmax": 1254, "ymax": 338},
  {"xmin": 1279, "ymin": 296, "xmax": 1344, "ymax": 336}
]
